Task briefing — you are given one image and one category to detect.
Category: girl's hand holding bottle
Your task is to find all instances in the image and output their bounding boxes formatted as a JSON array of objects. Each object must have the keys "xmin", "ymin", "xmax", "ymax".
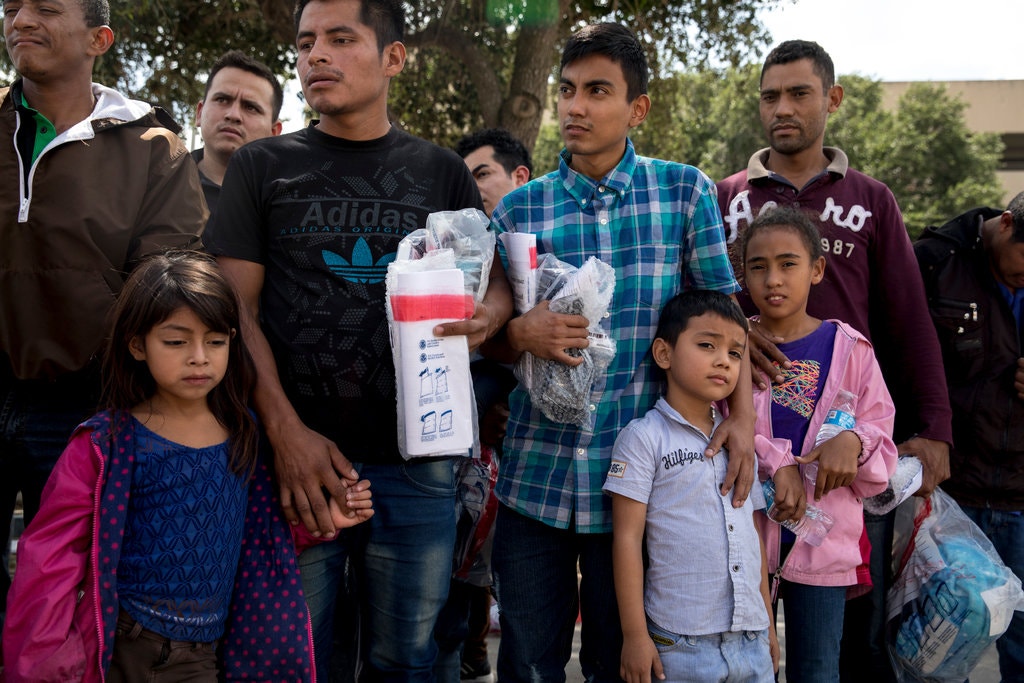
[
  {"xmin": 796, "ymin": 430, "xmax": 861, "ymax": 502},
  {"xmin": 767, "ymin": 465, "xmax": 807, "ymax": 522}
]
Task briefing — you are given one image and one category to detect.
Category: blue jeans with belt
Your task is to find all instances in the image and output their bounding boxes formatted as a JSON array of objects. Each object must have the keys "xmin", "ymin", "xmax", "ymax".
[
  {"xmin": 647, "ymin": 620, "xmax": 773, "ymax": 683},
  {"xmin": 300, "ymin": 457, "xmax": 458, "ymax": 683}
]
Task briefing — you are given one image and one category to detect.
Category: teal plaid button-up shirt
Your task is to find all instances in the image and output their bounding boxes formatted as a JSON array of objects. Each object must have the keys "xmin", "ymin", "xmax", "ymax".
[{"xmin": 492, "ymin": 140, "xmax": 740, "ymax": 533}]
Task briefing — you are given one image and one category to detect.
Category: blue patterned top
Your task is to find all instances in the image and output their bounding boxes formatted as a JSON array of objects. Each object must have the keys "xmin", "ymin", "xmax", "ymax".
[
  {"xmin": 118, "ymin": 419, "xmax": 247, "ymax": 642},
  {"xmin": 491, "ymin": 140, "xmax": 739, "ymax": 533}
]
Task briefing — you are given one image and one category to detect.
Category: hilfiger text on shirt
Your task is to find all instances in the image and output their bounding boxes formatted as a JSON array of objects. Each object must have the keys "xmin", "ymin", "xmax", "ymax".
[{"xmin": 662, "ymin": 448, "xmax": 704, "ymax": 470}]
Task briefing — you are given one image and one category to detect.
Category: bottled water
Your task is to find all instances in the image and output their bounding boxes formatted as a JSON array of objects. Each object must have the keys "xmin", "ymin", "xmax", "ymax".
[
  {"xmin": 805, "ymin": 389, "xmax": 858, "ymax": 487},
  {"xmin": 762, "ymin": 478, "xmax": 835, "ymax": 547}
]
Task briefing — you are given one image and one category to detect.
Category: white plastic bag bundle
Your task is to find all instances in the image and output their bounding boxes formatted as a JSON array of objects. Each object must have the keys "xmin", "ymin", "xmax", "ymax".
[
  {"xmin": 886, "ymin": 489, "xmax": 1024, "ymax": 682},
  {"xmin": 514, "ymin": 253, "xmax": 616, "ymax": 426},
  {"xmin": 386, "ymin": 209, "xmax": 493, "ymax": 459},
  {"xmin": 397, "ymin": 208, "xmax": 495, "ymax": 303}
]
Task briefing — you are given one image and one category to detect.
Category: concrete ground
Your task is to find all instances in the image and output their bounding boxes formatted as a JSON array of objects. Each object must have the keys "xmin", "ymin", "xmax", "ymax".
[
  {"xmin": 483, "ymin": 613, "xmax": 1002, "ymax": 682},
  {"xmin": 5, "ymin": 501, "xmax": 1005, "ymax": 681}
]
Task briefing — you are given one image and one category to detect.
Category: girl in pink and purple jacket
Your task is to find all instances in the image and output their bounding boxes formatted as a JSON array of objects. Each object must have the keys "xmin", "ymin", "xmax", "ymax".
[
  {"xmin": 741, "ymin": 206, "xmax": 897, "ymax": 683},
  {"xmin": 2, "ymin": 252, "xmax": 373, "ymax": 682}
]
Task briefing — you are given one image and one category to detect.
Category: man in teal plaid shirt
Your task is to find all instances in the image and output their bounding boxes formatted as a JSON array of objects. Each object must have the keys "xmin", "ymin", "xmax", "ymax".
[{"xmin": 488, "ymin": 21, "xmax": 757, "ymax": 683}]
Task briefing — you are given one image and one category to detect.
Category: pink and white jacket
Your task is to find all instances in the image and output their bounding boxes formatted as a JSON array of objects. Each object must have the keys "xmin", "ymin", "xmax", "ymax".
[
  {"xmin": 2, "ymin": 411, "xmax": 320, "ymax": 682},
  {"xmin": 753, "ymin": 320, "xmax": 897, "ymax": 589}
]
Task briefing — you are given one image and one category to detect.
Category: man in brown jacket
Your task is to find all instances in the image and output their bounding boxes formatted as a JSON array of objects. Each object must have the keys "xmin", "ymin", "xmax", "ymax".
[{"xmin": 0, "ymin": 0, "xmax": 206, "ymax": 622}]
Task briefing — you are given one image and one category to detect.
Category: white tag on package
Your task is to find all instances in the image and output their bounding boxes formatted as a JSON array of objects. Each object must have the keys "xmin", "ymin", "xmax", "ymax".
[{"xmin": 391, "ymin": 269, "xmax": 474, "ymax": 457}]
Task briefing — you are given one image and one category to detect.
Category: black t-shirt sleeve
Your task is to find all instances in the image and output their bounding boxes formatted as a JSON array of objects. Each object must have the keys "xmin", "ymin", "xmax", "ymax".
[
  {"xmin": 445, "ymin": 150, "xmax": 485, "ymax": 213},
  {"xmin": 203, "ymin": 145, "xmax": 267, "ymax": 264}
]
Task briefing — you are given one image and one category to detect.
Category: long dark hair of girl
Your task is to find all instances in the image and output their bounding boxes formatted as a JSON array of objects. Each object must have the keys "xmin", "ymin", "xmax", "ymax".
[{"xmin": 100, "ymin": 250, "xmax": 258, "ymax": 476}]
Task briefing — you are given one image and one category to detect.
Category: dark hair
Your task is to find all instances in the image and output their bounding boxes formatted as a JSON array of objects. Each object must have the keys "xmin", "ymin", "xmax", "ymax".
[
  {"xmin": 1008, "ymin": 191, "xmax": 1024, "ymax": 243},
  {"xmin": 561, "ymin": 23, "xmax": 649, "ymax": 102},
  {"xmin": 101, "ymin": 251, "xmax": 257, "ymax": 476},
  {"xmin": 741, "ymin": 204, "xmax": 824, "ymax": 263},
  {"xmin": 655, "ymin": 290, "xmax": 748, "ymax": 349},
  {"xmin": 294, "ymin": 0, "xmax": 404, "ymax": 53},
  {"xmin": 455, "ymin": 128, "xmax": 533, "ymax": 176},
  {"xmin": 81, "ymin": 0, "xmax": 110, "ymax": 27},
  {"xmin": 761, "ymin": 39, "xmax": 835, "ymax": 91},
  {"xmin": 204, "ymin": 50, "xmax": 284, "ymax": 122}
]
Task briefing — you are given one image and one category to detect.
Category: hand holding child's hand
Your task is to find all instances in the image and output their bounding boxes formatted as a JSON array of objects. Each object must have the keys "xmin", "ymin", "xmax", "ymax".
[
  {"xmin": 328, "ymin": 479, "xmax": 374, "ymax": 530},
  {"xmin": 769, "ymin": 465, "xmax": 806, "ymax": 522},
  {"xmin": 796, "ymin": 430, "xmax": 861, "ymax": 501},
  {"xmin": 620, "ymin": 634, "xmax": 665, "ymax": 683}
]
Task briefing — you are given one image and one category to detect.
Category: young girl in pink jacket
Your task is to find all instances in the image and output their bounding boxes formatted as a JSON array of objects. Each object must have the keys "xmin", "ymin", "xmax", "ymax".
[
  {"xmin": 741, "ymin": 206, "xmax": 897, "ymax": 683},
  {"xmin": 2, "ymin": 252, "xmax": 373, "ymax": 682}
]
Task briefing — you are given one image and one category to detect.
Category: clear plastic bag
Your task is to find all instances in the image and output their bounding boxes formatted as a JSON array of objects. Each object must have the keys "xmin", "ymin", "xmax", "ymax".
[
  {"xmin": 514, "ymin": 254, "xmax": 616, "ymax": 426},
  {"xmin": 396, "ymin": 208, "xmax": 495, "ymax": 302},
  {"xmin": 886, "ymin": 489, "xmax": 1024, "ymax": 682}
]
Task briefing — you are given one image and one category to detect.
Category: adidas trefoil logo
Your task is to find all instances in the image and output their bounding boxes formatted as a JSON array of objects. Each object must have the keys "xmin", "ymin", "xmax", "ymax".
[{"xmin": 323, "ymin": 237, "xmax": 396, "ymax": 284}]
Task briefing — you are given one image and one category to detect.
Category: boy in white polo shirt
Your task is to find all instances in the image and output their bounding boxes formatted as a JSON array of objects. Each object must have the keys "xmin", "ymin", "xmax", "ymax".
[{"xmin": 603, "ymin": 290, "xmax": 779, "ymax": 682}]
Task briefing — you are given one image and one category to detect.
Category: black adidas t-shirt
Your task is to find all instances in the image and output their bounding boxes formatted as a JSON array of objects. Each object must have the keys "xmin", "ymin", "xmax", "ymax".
[{"xmin": 206, "ymin": 124, "xmax": 483, "ymax": 464}]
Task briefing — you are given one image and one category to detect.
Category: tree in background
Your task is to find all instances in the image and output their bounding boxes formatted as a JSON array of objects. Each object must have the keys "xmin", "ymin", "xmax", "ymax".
[
  {"xmin": 0, "ymin": 0, "xmax": 776, "ymax": 149},
  {"xmin": 377, "ymin": 0, "xmax": 776, "ymax": 150},
  {"xmin": 95, "ymin": 1, "xmax": 296, "ymax": 126},
  {"xmin": 0, "ymin": 1, "xmax": 999, "ymax": 232},
  {"xmin": 853, "ymin": 82, "xmax": 1004, "ymax": 236}
]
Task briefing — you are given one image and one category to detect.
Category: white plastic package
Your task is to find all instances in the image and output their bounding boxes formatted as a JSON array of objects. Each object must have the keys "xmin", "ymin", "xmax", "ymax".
[{"xmin": 386, "ymin": 209, "xmax": 494, "ymax": 459}]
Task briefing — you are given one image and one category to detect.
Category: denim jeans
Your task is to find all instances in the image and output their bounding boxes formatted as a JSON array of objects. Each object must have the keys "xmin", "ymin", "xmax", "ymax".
[
  {"xmin": 647, "ymin": 620, "xmax": 773, "ymax": 683},
  {"xmin": 491, "ymin": 504, "xmax": 622, "ymax": 683},
  {"xmin": 840, "ymin": 510, "xmax": 896, "ymax": 682},
  {"xmin": 960, "ymin": 505, "xmax": 1024, "ymax": 683},
  {"xmin": 300, "ymin": 457, "xmax": 458, "ymax": 683},
  {"xmin": 298, "ymin": 537, "xmax": 352, "ymax": 683},
  {"xmin": 433, "ymin": 579, "xmax": 475, "ymax": 683},
  {"xmin": 779, "ymin": 581, "xmax": 847, "ymax": 683},
  {"xmin": 0, "ymin": 374, "xmax": 98, "ymax": 620}
]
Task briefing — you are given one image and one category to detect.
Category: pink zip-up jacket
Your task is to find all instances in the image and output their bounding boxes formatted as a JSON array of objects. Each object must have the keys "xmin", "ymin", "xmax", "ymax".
[
  {"xmin": 2, "ymin": 411, "xmax": 319, "ymax": 682},
  {"xmin": 753, "ymin": 320, "xmax": 897, "ymax": 588}
]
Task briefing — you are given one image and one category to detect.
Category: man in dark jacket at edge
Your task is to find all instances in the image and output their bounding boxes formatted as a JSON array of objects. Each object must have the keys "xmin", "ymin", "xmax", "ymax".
[
  {"xmin": 915, "ymin": 190, "xmax": 1024, "ymax": 682},
  {"xmin": 0, "ymin": 0, "xmax": 206, "ymax": 625}
]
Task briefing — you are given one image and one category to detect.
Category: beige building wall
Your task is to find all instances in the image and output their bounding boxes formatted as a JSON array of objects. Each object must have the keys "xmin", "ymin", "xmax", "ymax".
[{"xmin": 881, "ymin": 80, "xmax": 1024, "ymax": 205}]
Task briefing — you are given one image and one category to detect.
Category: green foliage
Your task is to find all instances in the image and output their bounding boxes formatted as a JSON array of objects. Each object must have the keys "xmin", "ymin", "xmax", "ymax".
[
  {"xmin": 97, "ymin": 0, "xmax": 296, "ymax": 124},
  {"xmin": 632, "ymin": 64, "xmax": 761, "ymax": 179},
  {"xmin": 26, "ymin": 0, "xmax": 776, "ymax": 148},
  {"xmin": 532, "ymin": 121, "xmax": 564, "ymax": 176},
  {"xmin": 4, "ymin": 0, "xmax": 998, "ymax": 235},
  {"xmin": 856, "ymin": 83, "xmax": 1004, "ymax": 237}
]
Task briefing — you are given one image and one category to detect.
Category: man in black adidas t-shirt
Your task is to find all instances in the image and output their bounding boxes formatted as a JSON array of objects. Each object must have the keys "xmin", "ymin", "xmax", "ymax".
[{"xmin": 204, "ymin": 1, "xmax": 512, "ymax": 680}]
